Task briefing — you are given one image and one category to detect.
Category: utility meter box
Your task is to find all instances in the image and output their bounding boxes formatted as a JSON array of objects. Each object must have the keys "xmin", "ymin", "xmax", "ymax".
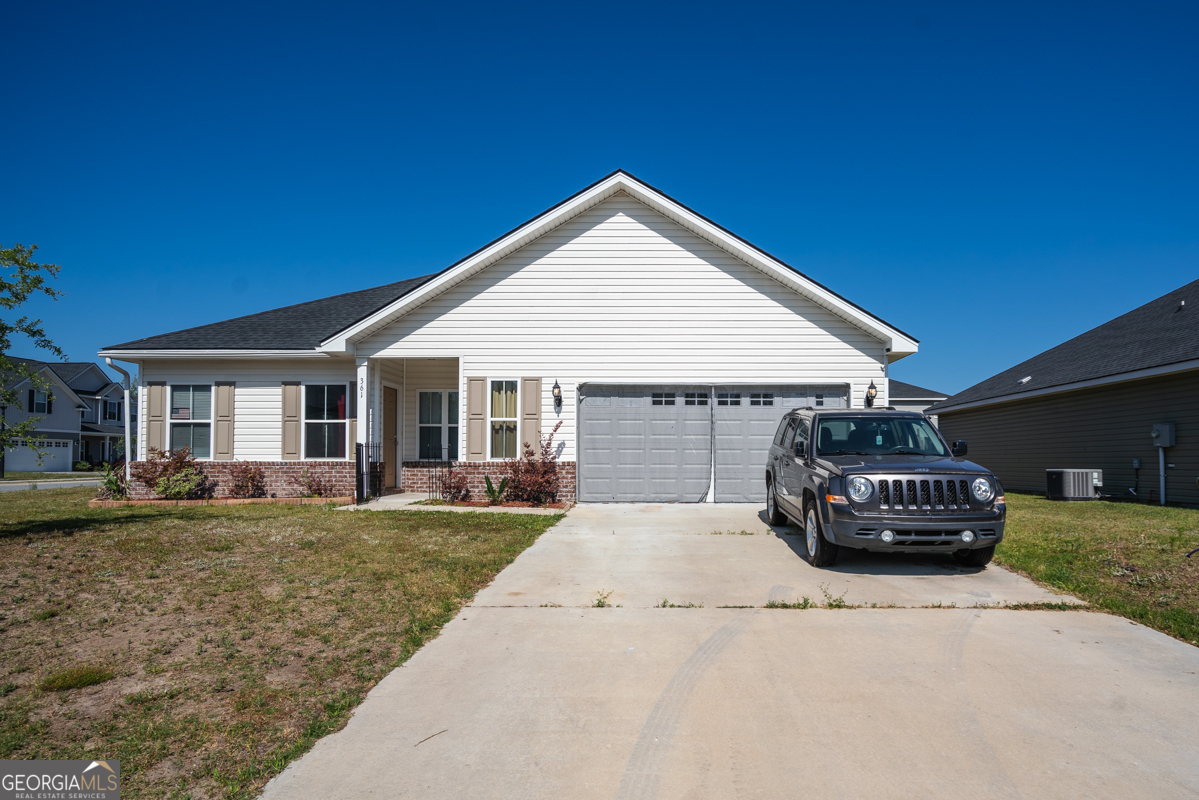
[{"xmin": 1152, "ymin": 423, "xmax": 1176, "ymax": 447}]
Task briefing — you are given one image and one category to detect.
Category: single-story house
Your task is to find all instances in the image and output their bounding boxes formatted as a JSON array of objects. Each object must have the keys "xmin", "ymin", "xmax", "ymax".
[
  {"xmin": 887, "ymin": 380, "xmax": 948, "ymax": 424},
  {"xmin": 99, "ymin": 170, "xmax": 919, "ymax": 502},
  {"xmin": 2, "ymin": 358, "xmax": 131, "ymax": 471},
  {"xmin": 930, "ymin": 278, "xmax": 1198, "ymax": 506}
]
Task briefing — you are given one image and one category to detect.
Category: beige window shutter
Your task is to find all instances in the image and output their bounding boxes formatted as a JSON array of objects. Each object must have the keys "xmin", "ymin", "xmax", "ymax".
[
  {"xmin": 214, "ymin": 382, "xmax": 235, "ymax": 460},
  {"xmin": 521, "ymin": 378, "xmax": 542, "ymax": 453},
  {"xmin": 146, "ymin": 382, "xmax": 167, "ymax": 454},
  {"xmin": 466, "ymin": 377, "xmax": 486, "ymax": 461},
  {"xmin": 282, "ymin": 382, "xmax": 301, "ymax": 460}
]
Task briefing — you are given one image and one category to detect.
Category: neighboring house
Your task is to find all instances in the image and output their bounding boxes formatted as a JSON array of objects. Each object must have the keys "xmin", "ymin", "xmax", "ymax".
[
  {"xmin": 99, "ymin": 170, "xmax": 920, "ymax": 502},
  {"xmin": 887, "ymin": 380, "xmax": 948, "ymax": 424},
  {"xmin": 3, "ymin": 358, "xmax": 132, "ymax": 471},
  {"xmin": 930, "ymin": 279, "xmax": 1198, "ymax": 506}
]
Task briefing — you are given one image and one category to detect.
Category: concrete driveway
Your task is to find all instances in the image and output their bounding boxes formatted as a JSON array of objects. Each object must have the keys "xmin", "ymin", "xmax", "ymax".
[{"xmin": 261, "ymin": 504, "xmax": 1199, "ymax": 800}]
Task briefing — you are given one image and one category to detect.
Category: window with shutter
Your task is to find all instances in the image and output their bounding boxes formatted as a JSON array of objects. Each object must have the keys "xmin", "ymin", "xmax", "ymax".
[{"xmin": 169, "ymin": 385, "xmax": 212, "ymax": 458}]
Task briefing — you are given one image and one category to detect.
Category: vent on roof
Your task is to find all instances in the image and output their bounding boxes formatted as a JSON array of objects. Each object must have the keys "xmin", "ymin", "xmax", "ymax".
[{"xmin": 1017, "ymin": 376, "xmax": 1032, "ymax": 384}]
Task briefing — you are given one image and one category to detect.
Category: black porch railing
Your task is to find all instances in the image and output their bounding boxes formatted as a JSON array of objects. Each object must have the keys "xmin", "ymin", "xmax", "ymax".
[
  {"xmin": 356, "ymin": 442, "xmax": 383, "ymax": 503},
  {"xmin": 416, "ymin": 446, "xmax": 450, "ymax": 501}
]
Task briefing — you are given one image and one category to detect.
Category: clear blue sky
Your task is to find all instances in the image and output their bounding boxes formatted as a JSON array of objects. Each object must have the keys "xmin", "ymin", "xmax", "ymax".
[{"xmin": 3, "ymin": 1, "xmax": 1196, "ymax": 395}]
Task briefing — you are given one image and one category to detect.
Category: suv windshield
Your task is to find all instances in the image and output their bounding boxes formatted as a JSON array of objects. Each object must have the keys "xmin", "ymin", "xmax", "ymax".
[{"xmin": 815, "ymin": 416, "xmax": 947, "ymax": 457}]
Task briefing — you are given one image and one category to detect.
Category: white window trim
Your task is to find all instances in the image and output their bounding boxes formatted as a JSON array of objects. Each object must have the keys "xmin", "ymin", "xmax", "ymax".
[
  {"xmin": 486, "ymin": 377, "xmax": 520, "ymax": 461},
  {"xmin": 32, "ymin": 391, "xmax": 48, "ymax": 414},
  {"xmin": 104, "ymin": 399, "xmax": 121, "ymax": 422},
  {"xmin": 300, "ymin": 381, "xmax": 352, "ymax": 461},
  {"xmin": 417, "ymin": 389, "xmax": 460, "ymax": 462},
  {"xmin": 167, "ymin": 383, "xmax": 214, "ymax": 460}
]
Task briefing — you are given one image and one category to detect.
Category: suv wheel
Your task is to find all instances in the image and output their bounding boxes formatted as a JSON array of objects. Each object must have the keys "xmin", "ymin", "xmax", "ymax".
[
  {"xmin": 766, "ymin": 478, "xmax": 787, "ymax": 526},
  {"xmin": 804, "ymin": 502, "xmax": 839, "ymax": 567},
  {"xmin": 953, "ymin": 545, "xmax": 995, "ymax": 568}
]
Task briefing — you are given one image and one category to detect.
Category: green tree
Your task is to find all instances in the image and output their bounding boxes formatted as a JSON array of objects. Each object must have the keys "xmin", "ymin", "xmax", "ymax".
[{"xmin": 0, "ymin": 244, "xmax": 64, "ymax": 454}]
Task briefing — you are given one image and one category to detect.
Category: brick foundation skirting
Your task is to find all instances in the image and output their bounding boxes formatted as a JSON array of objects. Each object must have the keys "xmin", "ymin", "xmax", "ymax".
[
  {"xmin": 400, "ymin": 461, "xmax": 577, "ymax": 503},
  {"xmin": 127, "ymin": 461, "xmax": 356, "ymax": 499}
]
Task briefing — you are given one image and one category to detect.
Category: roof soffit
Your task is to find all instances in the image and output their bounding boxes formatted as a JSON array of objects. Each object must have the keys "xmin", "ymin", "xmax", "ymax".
[{"xmin": 326, "ymin": 172, "xmax": 918, "ymax": 355}]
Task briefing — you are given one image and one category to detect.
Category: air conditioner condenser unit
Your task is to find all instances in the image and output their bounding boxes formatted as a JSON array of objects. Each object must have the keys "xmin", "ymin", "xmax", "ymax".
[{"xmin": 1046, "ymin": 469, "xmax": 1102, "ymax": 501}]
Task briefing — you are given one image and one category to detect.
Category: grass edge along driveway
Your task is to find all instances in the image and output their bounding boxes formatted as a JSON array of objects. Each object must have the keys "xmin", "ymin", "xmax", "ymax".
[
  {"xmin": 997, "ymin": 492, "xmax": 1199, "ymax": 646},
  {"xmin": 0, "ymin": 486, "xmax": 561, "ymax": 800}
]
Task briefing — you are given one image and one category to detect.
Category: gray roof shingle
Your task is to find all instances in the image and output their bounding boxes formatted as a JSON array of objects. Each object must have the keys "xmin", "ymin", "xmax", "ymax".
[
  {"xmin": 103, "ymin": 275, "xmax": 436, "ymax": 351},
  {"xmin": 931, "ymin": 279, "xmax": 1199, "ymax": 413},
  {"xmin": 889, "ymin": 380, "xmax": 948, "ymax": 400}
]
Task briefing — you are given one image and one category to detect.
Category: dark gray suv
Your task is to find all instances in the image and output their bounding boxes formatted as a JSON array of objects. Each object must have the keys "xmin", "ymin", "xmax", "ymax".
[{"xmin": 765, "ymin": 409, "xmax": 1005, "ymax": 568}]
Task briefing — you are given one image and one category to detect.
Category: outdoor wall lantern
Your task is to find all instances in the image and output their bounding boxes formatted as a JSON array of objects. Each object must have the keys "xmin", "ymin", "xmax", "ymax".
[
  {"xmin": 866, "ymin": 380, "xmax": 878, "ymax": 408},
  {"xmin": 552, "ymin": 380, "xmax": 562, "ymax": 410}
]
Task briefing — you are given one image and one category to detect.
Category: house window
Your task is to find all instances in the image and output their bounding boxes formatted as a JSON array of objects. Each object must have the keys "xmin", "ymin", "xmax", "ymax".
[
  {"xmin": 814, "ymin": 393, "xmax": 824, "ymax": 407},
  {"xmin": 104, "ymin": 400, "xmax": 121, "ymax": 422},
  {"xmin": 750, "ymin": 393, "xmax": 774, "ymax": 406},
  {"xmin": 32, "ymin": 392, "xmax": 48, "ymax": 414},
  {"xmin": 651, "ymin": 392, "xmax": 675, "ymax": 406},
  {"xmin": 684, "ymin": 392, "xmax": 708, "ymax": 406},
  {"xmin": 170, "ymin": 385, "xmax": 211, "ymax": 458},
  {"xmin": 419, "ymin": 391, "xmax": 460, "ymax": 461},
  {"xmin": 717, "ymin": 393, "xmax": 741, "ymax": 406},
  {"xmin": 304, "ymin": 384, "xmax": 347, "ymax": 459},
  {"xmin": 489, "ymin": 380, "xmax": 518, "ymax": 459}
]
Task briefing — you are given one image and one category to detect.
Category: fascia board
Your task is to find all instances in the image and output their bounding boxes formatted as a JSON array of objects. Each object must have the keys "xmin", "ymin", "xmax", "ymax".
[
  {"xmin": 326, "ymin": 171, "xmax": 918, "ymax": 355},
  {"xmin": 97, "ymin": 349, "xmax": 337, "ymax": 359},
  {"xmin": 932, "ymin": 358, "xmax": 1199, "ymax": 415}
]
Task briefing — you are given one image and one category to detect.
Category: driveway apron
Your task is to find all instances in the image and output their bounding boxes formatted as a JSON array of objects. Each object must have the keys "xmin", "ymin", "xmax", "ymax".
[{"xmin": 261, "ymin": 504, "xmax": 1199, "ymax": 800}]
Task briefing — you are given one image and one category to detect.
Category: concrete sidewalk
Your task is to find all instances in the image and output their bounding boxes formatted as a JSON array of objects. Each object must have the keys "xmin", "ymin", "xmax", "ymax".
[{"xmin": 260, "ymin": 503, "xmax": 1199, "ymax": 800}]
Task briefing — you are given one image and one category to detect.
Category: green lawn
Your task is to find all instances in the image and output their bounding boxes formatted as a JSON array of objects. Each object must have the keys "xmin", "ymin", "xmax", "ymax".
[
  {"xmin": 0, "ymin": 487, "xmax": 560, "ymax": 799},
  {"xmin": 997, "ymin": 492, "xmax": 1199, "ymax": 645},
  {"xmin": 1, "ymin": 472, "xmax": 97, "ymax": 482}
]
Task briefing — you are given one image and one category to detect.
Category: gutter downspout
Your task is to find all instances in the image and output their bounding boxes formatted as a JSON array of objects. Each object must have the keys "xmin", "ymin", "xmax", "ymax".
[{"xmin": 105, "ymin": 358, "xmax": 133, "ymax": 493}]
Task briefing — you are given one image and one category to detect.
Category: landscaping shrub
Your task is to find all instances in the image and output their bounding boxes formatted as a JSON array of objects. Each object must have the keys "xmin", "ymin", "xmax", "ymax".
[
  {"xmin": 441, "ymin": 468, "xmax": 470, "ymax": 503},
  {"xmin": 39, "ymin": 664, "xmax": 114, "ymax": 692},
  {"xmin": 94, "ymin": 460, "xmax": 128, "ymax": 500},
  {"xmin": 504, "ymin": 420, "xmax": 563, "ymax": 504},
  {"xmin": 227, "ymin": 463, "xmax": 267, "ymax": 498},
  {"xmin": 293, "ymin": 469, "xmax": 335, "ymax": 498},
  {"xmin": 130, "ymin": 448, "xmax": 213, "ymax": 500},
  {"xmin": 483, "ymin": 476, "xmax": 508, "ymax": 505}
]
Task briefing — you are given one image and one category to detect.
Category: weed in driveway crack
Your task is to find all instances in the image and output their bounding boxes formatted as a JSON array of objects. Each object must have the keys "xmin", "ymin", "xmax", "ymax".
[{"xmin": 655, "ymin": 598, "xmax": 703, "ymax": 608}]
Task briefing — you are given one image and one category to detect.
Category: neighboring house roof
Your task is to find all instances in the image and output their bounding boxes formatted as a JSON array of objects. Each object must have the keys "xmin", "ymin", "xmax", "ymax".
[
  {"xmin": 101, "ymin": 275, "xmax": 436, "ymax": 353},
  {"xmin": 931, "ymin": 278, "xmax": 1199, "ymax": 414},
  {"xmin": 100, "ymin": 170, "xmax": 919, "ymax": 359},
  {"xmin": 81, "ymin": 422, "xmax": 126, "ymax": 436},
  {"xmin": 888, "ymin": 380, "xmax": 948, "ymax": 401},
  {"xmin": 5, "ymin": 360, "xmax": 88, "ymax": 408}
]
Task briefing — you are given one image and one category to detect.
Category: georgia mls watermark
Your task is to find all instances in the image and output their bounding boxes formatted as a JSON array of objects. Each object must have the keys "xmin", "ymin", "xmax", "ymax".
[{"xmin": 1, "ymin": 760, "xmax": 120, "ymax": 800}]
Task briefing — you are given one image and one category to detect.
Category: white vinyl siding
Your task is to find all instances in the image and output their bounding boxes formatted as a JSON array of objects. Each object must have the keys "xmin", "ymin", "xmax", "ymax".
[
  {"xmin": 135, "ymin": 361, "xmax": 355, "ymax": 460},
  {"xmin": 357, "ymin": 194, "xmax": 888, "ymax": 460},
  {"xmin": 402, "ymin": 358, "xmax": 458, "ymax": 461}
]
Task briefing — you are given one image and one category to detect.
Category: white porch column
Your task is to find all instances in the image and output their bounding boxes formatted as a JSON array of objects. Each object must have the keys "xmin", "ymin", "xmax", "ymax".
[
  {"xmin": 371, "ymin": 360, "xmax": 382, "ymax": 445},
  {"xmin": 356, "ymin": 358, "xmax": 369, "ymax": 446}
]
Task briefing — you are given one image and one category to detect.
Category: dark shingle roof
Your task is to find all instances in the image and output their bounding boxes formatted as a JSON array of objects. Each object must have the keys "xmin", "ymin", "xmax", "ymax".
[
  {"xmin": 7, "ymin": 357, "xmax": 97, "ymax": 386},
  {"xmin": 81, "ymin": 423, "xmax": 126, "ymax": 435},
  {"xmin": 931, "ymin": 279, "xmax": 1199, "ymax": 413},
  {"xmin": 103, "ymin": 275, "xmax": 437, "ymax": 351},
  {"xmin": 889, "ymin": 380, "xmax": 948, "ymax": 400}
]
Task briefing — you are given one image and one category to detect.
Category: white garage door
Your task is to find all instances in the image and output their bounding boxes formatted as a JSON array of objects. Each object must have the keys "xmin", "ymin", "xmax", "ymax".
[
  {"xmin": 578, "ymin": 384, "xmax": 848, "ymax": 503},
  {"xmin": 6, "ymin": 439, "xmax": 74, "ymax": 472}
]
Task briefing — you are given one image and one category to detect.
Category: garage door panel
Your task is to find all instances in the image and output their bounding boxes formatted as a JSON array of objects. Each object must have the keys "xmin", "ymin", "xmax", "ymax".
[{"xmin": 579, "ymin": 384, "xmax": 712, "ymax": 502}]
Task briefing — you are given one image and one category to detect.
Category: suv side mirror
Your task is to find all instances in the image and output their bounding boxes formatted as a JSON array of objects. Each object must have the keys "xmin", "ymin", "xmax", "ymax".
[
  {"xmin": 794, "ymin": 440, "xmax": 806, "ymax": 457},
  {"xmin": 951, "ymin": 440, "xmax": 968, "ymax": 457}
]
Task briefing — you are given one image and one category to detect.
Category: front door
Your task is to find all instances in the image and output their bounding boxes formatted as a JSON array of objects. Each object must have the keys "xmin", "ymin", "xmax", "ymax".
[{"xmin": 383, "ymin": 387, "xmax": 397, "ymax": 488}]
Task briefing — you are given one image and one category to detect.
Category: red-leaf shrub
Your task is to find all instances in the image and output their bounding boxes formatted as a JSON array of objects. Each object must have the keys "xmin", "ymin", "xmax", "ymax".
[
  {"xmin": 130, "ymin": 448, "xmax": 214, "ymax": 500},
  {"xmin": 292, "ymin": 469, "xmax": 336, "ymax": 498},
  {"xmin": 227, "ymin": 463, "xmax": 267, "ymax": 498},
  {"xmin": 504, "ymin": 421, "xmax": 563, "ymax": 505},
  {"xmin": 441, "ymin": 468, "xmax": 471, "ymax": 503}
]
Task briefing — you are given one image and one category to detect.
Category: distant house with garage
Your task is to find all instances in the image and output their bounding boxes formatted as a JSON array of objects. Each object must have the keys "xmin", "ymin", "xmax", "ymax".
[
  {"xmin": 99, "ymin": 170, "xmax": 919, "ymax": 502},
  {"xmin": 929, "ymin": 279, "xmax": 1198, "ymax": 506},
  {"xmin": 3, "ymin": 358, "xmax": 131, "ymax": 471}
]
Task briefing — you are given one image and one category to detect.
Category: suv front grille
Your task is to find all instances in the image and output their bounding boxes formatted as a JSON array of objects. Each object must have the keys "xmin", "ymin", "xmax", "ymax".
[{"xmin": 868, "ymin": 477, "xmax": 977, "ymax": 514}]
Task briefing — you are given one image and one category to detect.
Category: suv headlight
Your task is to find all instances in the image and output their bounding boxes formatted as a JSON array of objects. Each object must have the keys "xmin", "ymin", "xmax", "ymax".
[
  {"xmin": 847, "ymin": 476, "xmax": 873, "ymax": 502},
  {"xmin": 971, "ymin": 477, "xmax": 994, "ymax": 503}
]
